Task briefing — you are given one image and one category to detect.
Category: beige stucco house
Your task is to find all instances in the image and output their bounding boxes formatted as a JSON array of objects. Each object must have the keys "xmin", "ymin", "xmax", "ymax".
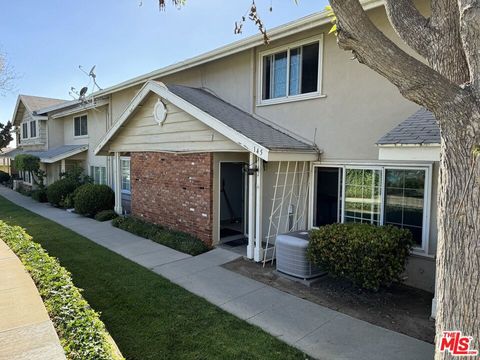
[{"xmin": 4, "ymin": 0, "xmax": 439, "ymax": 314}]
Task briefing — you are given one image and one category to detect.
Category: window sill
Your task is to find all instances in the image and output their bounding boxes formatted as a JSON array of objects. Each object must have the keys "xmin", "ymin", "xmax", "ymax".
[
  {"xmin": 121, "ymin": 190, "xmax": 131, "ymax": 195},
  {"xmin": 74, "ymin": 135, "xmax": 89, "ymax": 139},
  {"xmin": 257, "ymin": 93, "xmax": 326, "ymax": 107},
  {"xmin": 411, "ymin": 249, "xmax": 435, "ymax": 259}
]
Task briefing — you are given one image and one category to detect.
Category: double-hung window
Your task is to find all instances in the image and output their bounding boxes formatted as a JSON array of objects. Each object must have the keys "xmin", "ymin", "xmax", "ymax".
[
  {"xmin": 312, "ymin": 164, "xmax": 430, "ymax": 253},
  {"xmin": 30, "ymin": 120, "xmax": 37, "ymax": 138},
  {"xmin": 90, "ymin": 166, "xmax": 106, "ymax": 185},
  {"xmin": 74, "ymin": 115, "xmax": 88, "ymax": 137},
  {"xmin": 260, "ymin": 37, "xmax": 322, "ymax": 103},
  {"xmin": 120, "ymin": 157, "xmax": 131, "ymax": 193},
  {"xmin": 22, "ymin": 123, "xmax": 28, "ymax": 139}
]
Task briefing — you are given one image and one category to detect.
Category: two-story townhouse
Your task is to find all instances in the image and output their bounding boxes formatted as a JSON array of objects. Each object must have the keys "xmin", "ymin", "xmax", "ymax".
[
  {"xmin": 5, "ymin": 0, "xmax": 439, "ymax": 313},
  {"xmin": 4, "ymin": 95, "xmax": 114, "ymax": 189}
]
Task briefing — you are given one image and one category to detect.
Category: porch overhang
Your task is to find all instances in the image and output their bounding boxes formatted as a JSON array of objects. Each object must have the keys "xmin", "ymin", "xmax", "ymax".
[
  {"xmin": 95, "ymin": 81, "xmax": 318, "ymax": 161},
  {"xmin": 1, "ymin": 145, "xmax": 88, "ymax": 164}
]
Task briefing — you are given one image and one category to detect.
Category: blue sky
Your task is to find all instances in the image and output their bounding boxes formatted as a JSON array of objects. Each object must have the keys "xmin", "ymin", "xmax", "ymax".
[{"xmin": 0, "ymin": 0, "xmax": 327, "ymax": 126}]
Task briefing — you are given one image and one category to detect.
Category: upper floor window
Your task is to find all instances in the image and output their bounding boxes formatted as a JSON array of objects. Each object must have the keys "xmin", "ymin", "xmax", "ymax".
[
  {"xmin": 259, "ymin": 36, "xmax": 322, "ymax": 104},
  {"xmin": 30, "ymin": 120, "xmax": 37, "ymax": 138},
  {"xmin": 74, "ymin": 115, "xmax": 88, "ymax": 137},
  {"xmin": 22, "ymin": 123, "xmax": 28, "ymax": 139}
]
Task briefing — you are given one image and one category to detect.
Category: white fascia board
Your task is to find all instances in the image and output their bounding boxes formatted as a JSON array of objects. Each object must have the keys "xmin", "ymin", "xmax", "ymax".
[
  {"xmin": 41, "ymin": 146, "xmax": 89, "ymax": 164},
  {"xmin": 11, "ymin": 96, "xmax": 24, "ymax": 126},
  {"xmin": 95, "ymin": 81, "xmax": 272, "ymax": 161},
  {"xmin": 378, "ymin": 145, "xmax": 440, "ymax": 162}
]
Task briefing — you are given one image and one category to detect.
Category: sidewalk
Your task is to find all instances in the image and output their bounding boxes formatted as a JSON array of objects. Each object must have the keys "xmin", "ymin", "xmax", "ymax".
[
  {"xmin": 0, "ymin": 187, "xmax": 434, "ymax": 360},
  {"xmin": 0, "ymin": 239, "xmax": 65, "ymax": 360}
]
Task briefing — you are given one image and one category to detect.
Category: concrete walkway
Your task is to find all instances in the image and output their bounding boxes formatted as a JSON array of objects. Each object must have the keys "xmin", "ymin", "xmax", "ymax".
[
  {"xmin": 0, "ymin": 239, "xmax": 65, "ymax": 360},
  {"xmin": 0, "ymin": 187, "xmax": 434, "ymax": 360}
]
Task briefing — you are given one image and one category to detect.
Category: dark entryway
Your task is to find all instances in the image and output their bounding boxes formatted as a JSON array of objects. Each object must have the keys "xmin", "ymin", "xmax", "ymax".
[{"xmin": 219, "ymin": 162, "xmax": 246, "ymax": 244}]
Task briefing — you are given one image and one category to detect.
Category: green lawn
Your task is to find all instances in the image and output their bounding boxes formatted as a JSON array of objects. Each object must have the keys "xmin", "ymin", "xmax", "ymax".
[{"xmin": 0, "ymin": 195, "xmax": 305, "ymax": 360}]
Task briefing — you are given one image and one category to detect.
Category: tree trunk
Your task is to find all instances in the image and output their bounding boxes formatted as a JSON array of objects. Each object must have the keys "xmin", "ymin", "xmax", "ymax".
[{"xmin": 436, "ymin": 112, "xmax": 480, "ymax": 359}]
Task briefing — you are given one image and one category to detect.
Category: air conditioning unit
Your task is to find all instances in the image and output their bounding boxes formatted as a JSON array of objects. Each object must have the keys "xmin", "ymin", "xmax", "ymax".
[{"xmin": 276, "ymin": 231, "xmax": 326, "ymax": 280}]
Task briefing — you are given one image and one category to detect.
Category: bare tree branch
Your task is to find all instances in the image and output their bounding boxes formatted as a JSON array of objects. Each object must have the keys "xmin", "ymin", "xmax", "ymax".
[
  {"xmin": 329, "ymin": 0, "xmax": 473, "ymax": 123},
  {"xmin": 458, "ymin": 0, "xmax": 480, "ymax": 92},
  {"xmin": 0, "ymin": 52, "xmax": 15, "ymax": 95},
  {"xmin": 384, "ymin": 0, "xmax": 433, "ymax": 59}
]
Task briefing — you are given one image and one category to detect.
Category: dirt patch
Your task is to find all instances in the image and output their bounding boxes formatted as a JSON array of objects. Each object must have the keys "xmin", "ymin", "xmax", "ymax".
[{"xmin": 223, "ymin": 258, "xmax": 435, "ymax": 343}]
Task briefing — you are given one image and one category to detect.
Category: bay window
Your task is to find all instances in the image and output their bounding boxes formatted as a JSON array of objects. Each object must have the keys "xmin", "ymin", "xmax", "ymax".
[
  {"xmin": 312, "ymin": 164, "xmax": 431, "ymax": 253},
  {"xmin": 22, "ymin": 123, "xmax": 28, "ymax": 139},
  {"xmin": 260, "ymin": 36, "xmax": 322, "ymax": 103}
]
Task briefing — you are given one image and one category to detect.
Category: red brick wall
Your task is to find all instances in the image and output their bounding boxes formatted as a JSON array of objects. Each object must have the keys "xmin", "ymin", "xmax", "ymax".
[{"xmin": 131, "ymin": 152, "xmax": 213, "ymax": 245}]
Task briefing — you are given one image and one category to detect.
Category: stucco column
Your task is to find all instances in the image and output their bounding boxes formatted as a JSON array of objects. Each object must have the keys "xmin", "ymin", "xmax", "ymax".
[
  {"xmin": 254, "ymin": 155, "xmax": 264, "ymax": 262},
  {"xmin": 247, "ymin": 153, "xmax": 255, "ymax": 260},
  {"xmin": 113, "ymin": 152, "xmax": 123, "ymax": 215},
  {"xmin": 60, "ymin": 159, "xmax": 66, "ymax": 173},
  {"xmin": 431, "ymin": 273, "xmax": 437, "ymax": 319}
]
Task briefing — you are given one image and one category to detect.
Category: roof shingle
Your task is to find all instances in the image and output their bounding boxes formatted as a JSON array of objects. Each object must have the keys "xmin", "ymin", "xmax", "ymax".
[
  {"xmin": 377, "ymin": 108, "xmax": 440, "ymax": 145},
  {"xmin": 166, "ymin": 84, "xmax": 315, "ymax": 152}
]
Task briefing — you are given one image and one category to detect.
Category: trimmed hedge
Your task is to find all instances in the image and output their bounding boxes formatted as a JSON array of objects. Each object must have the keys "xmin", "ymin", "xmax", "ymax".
[
  {"xmin": 74, "ymin": 184, "xmax": 114, "ymax": 216},
  {"xmin": 47, "ymin": 178, "xmax": 77, "ymax": 207},
  {"xmin": 307, "ymin": 223, "xmax": 413, "ymax": 291},
  {"xmin": 112, "ymin": 216, "xmax": 210, "ymax": 256},
  {"xmin": 0, "ymin": 221, "xmax": 123, "ymax": 360},
  {"xmin": 95, "ymin": 210, "xmax": 118, "ymax": 222}
]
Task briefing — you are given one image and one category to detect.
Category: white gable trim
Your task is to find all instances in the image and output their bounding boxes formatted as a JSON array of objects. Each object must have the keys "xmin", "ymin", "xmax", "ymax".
[{"xmin": 95, "ymin": 81, "xmax": 274, "ymax": 160}]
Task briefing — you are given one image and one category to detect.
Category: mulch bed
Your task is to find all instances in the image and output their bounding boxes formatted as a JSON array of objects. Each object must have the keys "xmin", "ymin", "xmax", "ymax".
[{"xmin": 223, "ymin": 257, "xmax": 435, "ymax": 343}]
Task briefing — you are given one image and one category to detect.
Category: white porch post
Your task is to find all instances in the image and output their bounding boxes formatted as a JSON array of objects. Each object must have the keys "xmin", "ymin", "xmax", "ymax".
[
  {"xmin": 60, "ymin": 159, "xmax": 66, "ymax": 173},
  {"xmin": 247, "ymin": 153, "xmax": 255, "ymax": 260},
  {"xmin": 113, "ymin": 152, "xmax": 123, "ymax": 215},
  {"xmin": 254, "ymin": 155, "xmax": 264, "ymax": 262}
]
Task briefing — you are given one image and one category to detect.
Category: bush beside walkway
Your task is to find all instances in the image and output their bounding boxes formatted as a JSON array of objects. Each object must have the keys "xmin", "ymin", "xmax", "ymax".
[{"xmin": 0, "ymin": 221, "xmax": 123, "ymax": 360}]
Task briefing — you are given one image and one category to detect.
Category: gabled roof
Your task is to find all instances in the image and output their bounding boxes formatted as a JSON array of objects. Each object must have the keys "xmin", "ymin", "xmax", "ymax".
[
  {"xmin": 0, "ymin": 144, "xmax": 88, "ymax": 163},
  {"xmin": 12, "ymin": 95, "xmax": 67, "ymax": 125},
  {"xmin": 377, "ymin": 108, "xmax": 440, "ymax": 146},
  {"xmin": 168, "ymin": 85, "xmax": 314, "ymax": 152},
  {"xmin": 95, "ymin": 81, "xmax": 317, "ymax": 161},
  {"xmin": 20, "ymin": 95, "xmax": 66, "ymax": 113}
]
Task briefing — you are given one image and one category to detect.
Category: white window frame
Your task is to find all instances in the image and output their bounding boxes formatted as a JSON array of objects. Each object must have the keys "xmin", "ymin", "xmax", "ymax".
[
  {"xmin": 22, "ymin": 122, "xmax": 29, "ymax": 139},
  {"xmin": 73, "ymin": 114, "xmax": 88, "ymax": 138},
  {"xmin": 257, "ymin": 34, "xmax": 325, "ymax": 106},
  {"xmin": 309, "ymin": 161, "xmax": 433, "ymax": 256},
  {"xmin": 29, "ymin": 120, "xmax": 38, "ymax": 139},
  {"xmin": 90, "ymin": 165, "xmax": 107, "ymax": 185},
  {"xmin": 120, "ymin": 156, "xmax": 131, "ymax": 194}
]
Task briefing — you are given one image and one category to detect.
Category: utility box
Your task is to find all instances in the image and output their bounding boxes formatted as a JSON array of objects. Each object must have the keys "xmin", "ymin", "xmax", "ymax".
[{"xmin": 276, "ymin": 231, "xmax": 326, "ymax": 280}]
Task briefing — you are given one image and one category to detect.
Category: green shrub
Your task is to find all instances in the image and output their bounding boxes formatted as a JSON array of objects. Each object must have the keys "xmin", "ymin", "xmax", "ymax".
[
  {"xmin": 95, "ymin": 209, "xmax": 118, "ymax": 222},
  {"xmin": 31, "ymin": 189, "xmax": 48, "ymax": 203},
  {"xmin": 307, "ymin": 223, "xmax": 413, "ymax": 291},
  {"xmin": 112, "ymin": 216, "xmax": 210, "ymax": 256},
  {"xmin": 74, "ymin": 184, "xmax": 114, "ymax": 216},
  {"xmin": 0, "ymin": 221, "xmax": 123, "ymax": 360},
  {"xmin": 16, "ymin": 184, "xmax": 32, "ymax": 197},
  {"xmin": 0, "ymin": 170, "xmax": 10, "ymax": 183},
  {"xmin": 47, "ymin": 178, "xmax": 77, "ymax": 207}
]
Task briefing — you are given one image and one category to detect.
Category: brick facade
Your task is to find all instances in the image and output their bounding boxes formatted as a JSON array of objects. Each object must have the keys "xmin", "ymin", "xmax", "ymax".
[{"xmin": 131, "ymin": 152, "xmax": 213, "ymax": 245}]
